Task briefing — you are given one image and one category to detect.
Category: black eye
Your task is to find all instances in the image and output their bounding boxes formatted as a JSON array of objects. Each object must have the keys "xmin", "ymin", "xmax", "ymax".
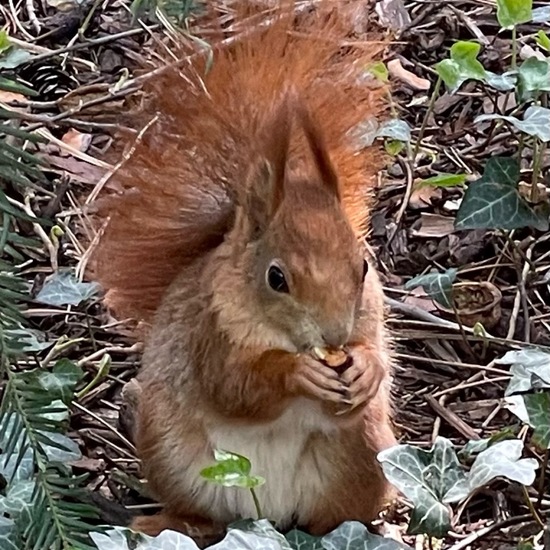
[
  {"xmin": 267, "ymin": 264, "xmax": 289, "ymax": 293},
  {"xmin": 362, "ymin": 260, "xmax": 369, "ymax": 281}
]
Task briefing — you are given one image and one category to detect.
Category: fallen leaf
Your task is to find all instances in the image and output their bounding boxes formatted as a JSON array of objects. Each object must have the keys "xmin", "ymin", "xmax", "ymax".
[
  {"xmin": 61, "ymin": 128, "xmax": 92, "ymax": 154},
  {"xmin": 409, "ymin": 185, "xmax": 443, "ymax": 209},
  {"xmin": 0, "ymin": 91, "xmax": 26, "ymax": 103},
  {"xmin": 411, "ymin": 213, "xmax": 455, "ymax": 238},
  {"xmin": 375, "ymin": 0, "xmax": 411, "ymax": 31},
  {"xmin": 387, "ymin": 59, "xmax": 431, "ymax": 91},
  {"xmin": 0, "ymin": 91, "xmax": 28, "ymax": 113},
  {"xmin": 39, "ymin": 153, "xmax": 107, "ymax": 185},
  {"xmin": 403, "ymin": 286, "xmax": 438, "ymax": 313}
]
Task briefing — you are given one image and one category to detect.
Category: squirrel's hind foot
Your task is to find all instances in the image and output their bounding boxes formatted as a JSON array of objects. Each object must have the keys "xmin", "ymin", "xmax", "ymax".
[{"xmin": 130, "ymin": 512, "xmax": 224, "ymax": 548}]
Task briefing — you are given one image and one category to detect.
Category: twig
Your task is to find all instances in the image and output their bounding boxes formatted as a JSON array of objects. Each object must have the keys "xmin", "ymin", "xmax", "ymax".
[
  {"xmin": 25, "ymin": 0, "xmax": 40, "ymax": 34},
  {"xmin": 425, "ymin": 394, "xmax": 480, "ymax": 440},
  {"xmin": 447, "ymin": 514, "xmax": 533, "ymax": 550},
  {"xmin": 385, "ymin": 296, "xmax": 495, "ymax": 338}
]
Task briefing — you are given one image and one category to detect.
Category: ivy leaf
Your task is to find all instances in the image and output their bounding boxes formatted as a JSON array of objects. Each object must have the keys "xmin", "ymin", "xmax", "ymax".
[
  {"xmin": 417, "ymin": 173, "xmax": 467, "ymax": 188},
  {"xmin": 91, "ymin": 526, "xmax": 199, "ymax": 550},
  {"xmin": 36, "ymin": 271, "xmax": 100, "ymax": 307},
  {"xmin": 375, "ymin": 119, "xmax": 411, "ymax": 143},
  {"xmin": 366, "ymin": 61, "xmax": 389, "ymax": 83},
  {"xmin": 223, "ymin": 519, "xmax": 292, "ymax": 549},
  {"xmin": 200, "ymin": 450, "xmax": 265, "ymax": 489},
  {"xmin": 435, "ymin": 41, "xmax": 487, "ymax": 92},
  {"xmin": 485, "ymin": 70, "xmax": 517, "ymax": 91},
  {"xmin": 92, "ymin": 520, "xmax": 414, "ymax": 550},
  {"xmin": 384, "ymin": 140, "xmax": 405, "ymax": 156},
  {"xmin": 286, "ymin": 529, "xmax": 324, "ymax": 550},
  {"xmin": 321, "ymin": 521, "xmax": 411, "ymax": 550},
  {"xmin": 0, "ymin": 30, "xmax": 11, "ymax": 54},
  {"xmin": 0, "ymin": 479, "xmax": 35, "ymax": 517},
  {"xmin": 36, "ymin": 359, "xmax": 84, "ymax": 404},
  {"xmin": 517, "ymin": 58, "xmax": 550, "ymax": 100},
  {"xmin": 476, "ymin": 106, "xmax": 550, "ymax": 142},
  {"xmin": 0, "ymin": 48, "xmax": 33, "ymax": 70},
  {"xmin": 496, "ymin": 348, "xmax": 550, "ymax": 395},
  {"xmin": 378, "ymin": 437, "xmax": 469, "ymax": 537},
  {"xmin": 404, "ymin": 268, "xmax": 457, "ymax": 309},
  {"xmin": 454, "ymin": 157, "xmax": 547, "ymax": 231},
  {"xmin": 468, "ymin": 439, "xmax": 539, "ymax": 486},
  {"xmin": 532, "ymin": 5, "xmax": 550, "ymax": 22},
  {"xmin": 0, "ymin": 517, "xmax": 19, "ymax": 550},
  {"xmin": 496, "ymin": 0, "xmax": 533, "ymax": 29},
  {"xmin": 3, "ymin": 327, "xmax": 52, "ymax": 352},
  {"xmin": 536, "ymin": 30, "xmax": 550, "ymax": 51},
  {"xmin": 505, "ymin": 394, "xmax": 550, "ymax": 450}
]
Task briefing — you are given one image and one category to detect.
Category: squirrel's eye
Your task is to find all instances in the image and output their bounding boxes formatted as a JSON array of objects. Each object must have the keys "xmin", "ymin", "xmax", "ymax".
[
  {"xmin": 362, "ymin": 259, "xmax": 369, "ymax": 282},
  {"xmin": 267, "ymin": 265, "xmax": 289, "ymax": 293}
]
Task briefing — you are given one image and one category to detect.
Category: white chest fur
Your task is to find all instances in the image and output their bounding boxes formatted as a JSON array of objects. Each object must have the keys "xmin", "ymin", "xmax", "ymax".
[{"xmin": 195, "ymin": 399, "xmax": 337, "ymax": 527}]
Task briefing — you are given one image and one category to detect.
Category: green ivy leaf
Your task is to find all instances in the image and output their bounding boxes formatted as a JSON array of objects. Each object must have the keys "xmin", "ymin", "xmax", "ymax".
[
  {"xmin": 417, "ymin": 173, "xmax": 467, "ymax": 188},
  {"xmin": 485, "ymin": 70, "xmax": 517, "ymax": 91},
  {"xmin": 91, "ymin": 520, "xmax": 413, "ymax": 550},
  {"xmin": 404, "ymin": 268, "xmax": 457, "ymax": 309},
  {"xmin": 476, "ymin": 106, "xmax": 550, "ymax": 142},
  {"xmin": 517, "ymin": 58, "xmax": 550, "ymax": 99},
  {"xmin": 496, "ymin": 0, "xmax": 533, "ymax": 29},
  {"xmin": 200, "ymin": 449, "xmax": 265, "ymax": 489},
  {"xmin": 366, "ymin": 61, "xmax": 389, "ymax": 83},
  {"xmin": 435, "ymin": 41, "xmax": 487, "ymax": 92},
  {"xmin": 36, "ymin": 359, "xmax": 84, "ymax": 405},
  {"xmin": 536, "ymin": 30, "xmax": 550, "ymax": 51},
  {"xmin": 3, "ymin": 327, "xmax": 52, "ymax": 352},
  {"xmin": 375, "ymin": 119, "xmax": 411, "ymax": 143},
  {"xmin": 384, "ymin": 140, "xmax": 405, "ymax": 156},
  {"xmin": 505, "ymin": 394, "xmax": 550, "ymax": 450},
  {"xmin": 286, "ymin": 529, "xmax": 324, "ymax": 550},
  {"xmin": 497, "ymin": 348, "xmax": 550, "ymax": 396},
  {"xmin": 532, "ymin": 6, "xmax": 550, "ymax": 23},
  {"xmin": 454, "ymin": 157, "xmax": 547, "ymax": 231},
  {"xmin": 0, "ymin": 48, "xmax": 33, "ymax": 70},
  {"xmin": 36, "ymin": 270, "xmax": 101, "ymax": 307},
  {"xmin": 320, "ymin": 522, "xmax": 411, "ymax": 550},
  {"xmin": 0, "ymin": 30, "xmax": 10, "ymax": 54},
  {"xmin": 378, "ymin": 437, "xmax": 469, "ymax": 537},
  {"xmin": 0, "ymin": 517, "xmax": 19, "ymax": 550},
  {"xmin": 468, "ymin": 439, "xmax": 538, "ymax": 487}
]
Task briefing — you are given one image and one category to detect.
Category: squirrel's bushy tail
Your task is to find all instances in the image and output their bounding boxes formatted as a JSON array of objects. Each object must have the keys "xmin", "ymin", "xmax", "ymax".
[{"xmin": 92, "ymin": 1, "xmax": 387, "ymax": 324}]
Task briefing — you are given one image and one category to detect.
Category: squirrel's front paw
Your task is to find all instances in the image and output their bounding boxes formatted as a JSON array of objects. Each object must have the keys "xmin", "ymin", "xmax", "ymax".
[
  {"xmin": 335, "ymin": 347, "xmax": 385, "ymax": 415},
  {"xmin": 291, "ymin": 354, "xmax": 352, "ymax": 406}
]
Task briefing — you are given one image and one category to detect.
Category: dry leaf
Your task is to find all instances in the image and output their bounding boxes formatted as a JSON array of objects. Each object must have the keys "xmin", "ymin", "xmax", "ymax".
[
  {"xmin": 387, "ymin": 58, "xmax": 431, "ymax": 91},
  {"xmin": 409, "ymin": 185, "xmax": 443, "ymax": 209},
  {"xmin": 375, "ymin": 0, "xmax": 411, "ymax": 31},
  {"xmin": 61, "ymin": 128, "xmax": 92, "ymax": 154},
  {"xmin": 0, "ymin": 91, "xmax": 28, "ymax": 113},
  {"xmin": 403, "ymin": 286, "xmax": 437, "ymax": 313},
  {"xmin": 410, "ymin": 213, "xmax": 455, "ymax": 238}
]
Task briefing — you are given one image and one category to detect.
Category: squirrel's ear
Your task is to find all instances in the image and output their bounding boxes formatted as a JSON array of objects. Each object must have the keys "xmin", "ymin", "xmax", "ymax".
[
  {"xmin": 243, "ymin": 95, "xmax": 291, "ymax": 237},
  {"xmin": 298, "ymin": 102, "xmax": 341, "ymax": 202}
]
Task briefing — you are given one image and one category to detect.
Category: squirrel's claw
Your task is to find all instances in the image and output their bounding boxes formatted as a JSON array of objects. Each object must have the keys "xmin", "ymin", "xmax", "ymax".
[
  {"xmin": 335, "ymin": 347, "xmax": 385, "ymax": 415},
  {"xmin": 292, "ymin": 355, "xmax": 351, "ymax": 404}
]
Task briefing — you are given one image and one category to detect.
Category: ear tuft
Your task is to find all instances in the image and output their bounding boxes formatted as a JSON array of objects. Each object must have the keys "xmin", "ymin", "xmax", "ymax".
[
  {"xmin": 296, "ymin": 100, "xmax": 341, "ymax": 201},
  {"xmin": 242, "ymin": 91, "xmax": 293, "ymax": 236}
]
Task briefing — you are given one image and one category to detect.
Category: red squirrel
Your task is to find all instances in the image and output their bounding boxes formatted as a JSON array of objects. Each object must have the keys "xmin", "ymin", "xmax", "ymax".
[{"xmin": 92, "ymin": 1, "xmax": 396, "ymax": 542}]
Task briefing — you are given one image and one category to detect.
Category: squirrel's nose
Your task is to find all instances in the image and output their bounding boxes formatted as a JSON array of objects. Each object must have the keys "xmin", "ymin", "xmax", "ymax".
[{"xmin": 321, "ymin": 322, "xmax": 352, "ymax": 348}]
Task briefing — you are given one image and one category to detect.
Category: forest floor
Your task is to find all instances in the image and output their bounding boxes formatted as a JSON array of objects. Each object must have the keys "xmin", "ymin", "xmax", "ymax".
[{"xmin": 1, "ymin": 0, "xmax": 549, "ymax": 549}]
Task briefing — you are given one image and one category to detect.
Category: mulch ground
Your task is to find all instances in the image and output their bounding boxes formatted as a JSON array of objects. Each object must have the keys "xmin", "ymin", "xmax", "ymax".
[{"xmin": 1, "ymin": 0, "xmax": 549, "ymax": 548}]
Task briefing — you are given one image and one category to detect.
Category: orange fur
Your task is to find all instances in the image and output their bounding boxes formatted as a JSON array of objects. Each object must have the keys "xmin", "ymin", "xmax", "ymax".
[{"xmin": 92, "ymin": 1, "xmax": 387, "ymax": 323}]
